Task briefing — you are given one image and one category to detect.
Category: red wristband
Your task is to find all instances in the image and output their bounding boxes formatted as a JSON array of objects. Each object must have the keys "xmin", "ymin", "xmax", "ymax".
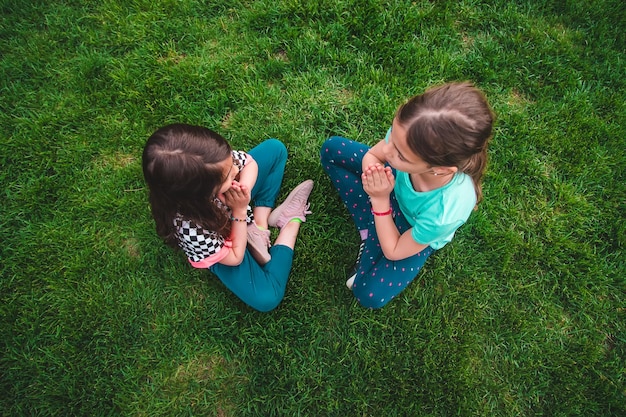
[{"xmin": 372, "ymin": 208, "xmax": 392, "ymax": 216}]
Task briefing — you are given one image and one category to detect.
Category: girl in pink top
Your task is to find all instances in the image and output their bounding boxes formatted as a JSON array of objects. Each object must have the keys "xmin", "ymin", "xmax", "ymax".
[{"xmin": 143, "ymin": 123, "xmax": 313, "ymax": 312}]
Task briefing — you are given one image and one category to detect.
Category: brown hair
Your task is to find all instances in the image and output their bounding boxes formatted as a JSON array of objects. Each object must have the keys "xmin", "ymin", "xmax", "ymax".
[
  {"xmin": 142, "ymin": 123, "xmax": 233, "ymax": 246},
  {"xmin": 396, "ymin": 82, "xmax": 494, "ymax": 202}
]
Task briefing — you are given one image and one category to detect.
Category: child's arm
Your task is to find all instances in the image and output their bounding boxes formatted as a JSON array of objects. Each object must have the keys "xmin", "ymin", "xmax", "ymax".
[
  {"xmin": 362, "ymin": 139, "xmax": 387, "ymax": 170},
  {"xmin": 236, "ymin": 155, "xmax": 259, "ymax": 191},
  {"xmin": 363, "ymin": 164, "xmax": 429, "ymax": 260},
  {"xmin": 218, "ymin": 182, "xmax": 251, "ymax": 266},
  {"xmin": 374, "ymin": 222, "xmax": 429, "ymax": 260}
]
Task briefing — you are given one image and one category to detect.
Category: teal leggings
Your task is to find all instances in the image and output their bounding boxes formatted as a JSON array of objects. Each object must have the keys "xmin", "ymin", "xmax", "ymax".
[{"xmin": 210, "ymin": 139, "xmax": 294, "ymax": 312}]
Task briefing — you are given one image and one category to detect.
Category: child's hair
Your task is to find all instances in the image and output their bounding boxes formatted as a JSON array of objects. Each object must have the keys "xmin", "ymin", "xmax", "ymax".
[
  {"xmin": 396, "ymin": 81, "xmax": 494, "ymax": 203},
  {"xmin": 142, "ymin": 123, "xmax": 233, "ymax": 246}
]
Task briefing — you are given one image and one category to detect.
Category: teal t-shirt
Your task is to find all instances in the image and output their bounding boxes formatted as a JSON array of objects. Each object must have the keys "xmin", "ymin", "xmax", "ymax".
[{"xmin": 385, "ymin": 128, "xmax": 476, "ymax": 250}]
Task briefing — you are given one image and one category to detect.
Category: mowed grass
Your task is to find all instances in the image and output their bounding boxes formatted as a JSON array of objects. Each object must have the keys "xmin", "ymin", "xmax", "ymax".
[{"xmin": 1, "ymin": 0, "xmax": 624, "ymax": 415}]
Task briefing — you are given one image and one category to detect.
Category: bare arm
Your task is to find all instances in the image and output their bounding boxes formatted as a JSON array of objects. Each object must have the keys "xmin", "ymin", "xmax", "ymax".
[
  {"xmin": 362, "ymin": 139, "xmax": 387, "ymax": 171},
  {"xmin": 236, "ymin": 156, "xmax": 258, "ymax": 191},
  {"xmin": 217, "ymin": 182, "xmax": 250, "ymax": 266},
  {"xmin": 363, "ymin": 164, "xmax": 429, "ymax": 260}
]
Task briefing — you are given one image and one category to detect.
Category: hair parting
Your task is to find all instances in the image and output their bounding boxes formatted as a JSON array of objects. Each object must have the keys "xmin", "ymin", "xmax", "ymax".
[
  {"xmin": 396, "ymin": 81, "xmax": 495, "ymax": 203},
  {"xmin": 142, "ymin": 123, "xmax": 233, "ymax": 247}
]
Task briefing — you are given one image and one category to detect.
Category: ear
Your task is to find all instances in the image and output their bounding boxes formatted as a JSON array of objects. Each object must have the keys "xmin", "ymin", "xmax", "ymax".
[{"xmin": 432, "ymin": 166, "xmax": 458, "ymax": 176}]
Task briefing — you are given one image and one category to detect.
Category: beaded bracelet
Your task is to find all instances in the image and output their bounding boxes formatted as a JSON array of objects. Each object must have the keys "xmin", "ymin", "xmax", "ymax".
[
  {"xmin": 230, "ymin": 216, "xmax": 247, "ymax": 222},
  {"xmin": 372, "ymin": 208, "xmax": 392, "ymax": 216}
]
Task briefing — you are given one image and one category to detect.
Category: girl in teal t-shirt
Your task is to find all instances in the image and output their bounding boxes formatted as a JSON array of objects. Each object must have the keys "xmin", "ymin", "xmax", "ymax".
[{"xmin": 321, "ymin": 82, "xmax": 494, "ymax": 308}]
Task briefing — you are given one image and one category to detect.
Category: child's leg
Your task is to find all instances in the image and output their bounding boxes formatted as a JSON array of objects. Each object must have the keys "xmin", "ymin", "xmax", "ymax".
[
  {"xmin": 247, "ymin": 139, "xmax": 287, "ymax": 227},
  {"xmin": 351, "ymin": 246, "xmax": 434, "ymax": 309},
  {"xmin": 210, "ymin": 245, "xmax": 294, "ymax": 312},
  {"xmin": 320, "ymin": 136, "xmax": 372, "ymax": 238},
  {"xmin": 210, "ymin": 183, "xmax": 309, "ymax": 311},
  {"xmin": 350, "ymin": 208, "xmax": 434, "ymax": 308},
  {"xmin": 273, "ymin": 219, "xmax": 301, "ymax": 248},
  {"xmin": 245, "ymin": 139, "xmax": 287, "ymax": 264}
]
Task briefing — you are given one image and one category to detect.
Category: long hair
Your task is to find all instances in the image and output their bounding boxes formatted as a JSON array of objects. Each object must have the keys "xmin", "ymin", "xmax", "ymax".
[
  {"xmin": 396, "ymin": 82, "xmax": 494, "ymax": 203},
  {"xmin": 142, "ymin": 123, "xmax": 232, "ymax": 247}
]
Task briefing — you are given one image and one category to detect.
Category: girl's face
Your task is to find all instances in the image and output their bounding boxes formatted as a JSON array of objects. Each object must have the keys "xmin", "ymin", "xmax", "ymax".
[
  {"xmin": 382, "ymin": 118, "xmax": 432, "ymax": 174},
  {"xmin": 216, "ymin": 154, "xmax": 238, "ymax": 195}
]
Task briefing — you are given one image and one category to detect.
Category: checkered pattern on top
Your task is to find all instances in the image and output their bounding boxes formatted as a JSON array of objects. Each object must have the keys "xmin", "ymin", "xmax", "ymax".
[
  {"xmin": 174, "ymin": 217, "xmax": 225, "ymax": 262},
  {"xmin": 173, "ymin": 149, "xmax": 254, "ymax": 263},
  {"xmin": 232, "ymin": 150, "xmax": 247, "ymax": 172},
  {"xmin": 174, "ymin": 208, "xmax": 253, "ymax": 263}
]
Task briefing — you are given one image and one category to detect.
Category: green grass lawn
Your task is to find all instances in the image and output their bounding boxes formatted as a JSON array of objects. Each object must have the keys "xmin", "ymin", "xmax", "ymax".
[{"xmin": 1, "ymin": 0, "xmax": 624, "ymax": 415}]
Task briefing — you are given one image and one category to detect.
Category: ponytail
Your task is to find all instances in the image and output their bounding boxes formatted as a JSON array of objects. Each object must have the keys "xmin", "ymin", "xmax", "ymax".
[{"xmin": 461, "ymin": 151, "xmax": 488, "ymax": 203}]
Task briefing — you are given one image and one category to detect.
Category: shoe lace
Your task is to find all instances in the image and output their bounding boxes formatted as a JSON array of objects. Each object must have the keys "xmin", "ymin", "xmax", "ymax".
[{"xmin": 355, "ymin": 241, "xmax": 365, "ymax": 265}]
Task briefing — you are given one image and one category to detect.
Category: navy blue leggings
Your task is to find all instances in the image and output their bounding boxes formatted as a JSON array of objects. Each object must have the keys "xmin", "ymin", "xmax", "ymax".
[
  {"xmin": 320, "ymin": 136, "xmax": 434, "ymax": 309},
  {"xmin": 210, "ymin": 139, "xmax": 294, "ymax": 312}
]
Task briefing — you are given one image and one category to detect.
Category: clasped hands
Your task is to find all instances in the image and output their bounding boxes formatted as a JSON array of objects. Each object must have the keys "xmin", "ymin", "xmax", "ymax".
[
  {"xmin": 220, "ymin": 180, "xmax": 251, "ymax": 212},
  {"xmin": 362, "ymin": 163, "xmax": 395, "ymax": 200}
]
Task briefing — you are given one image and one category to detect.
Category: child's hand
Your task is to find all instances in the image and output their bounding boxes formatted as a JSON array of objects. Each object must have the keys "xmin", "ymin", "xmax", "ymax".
[
  {"xmin": 362, "ymin": 163, "xmax": 395, "ymax": 198},
  {"xmin": 222, "ymin": 181, "xmax": 251, "ymax": 210},
  {"xmin": 237, "ymin": 157, "xmax": 258, "ymax": 192}
]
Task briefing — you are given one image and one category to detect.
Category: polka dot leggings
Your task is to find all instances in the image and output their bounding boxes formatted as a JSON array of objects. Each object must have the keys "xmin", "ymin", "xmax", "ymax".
[{"xmin": 320, "ymin": 136, "xmax": 434, "ymax": 309}]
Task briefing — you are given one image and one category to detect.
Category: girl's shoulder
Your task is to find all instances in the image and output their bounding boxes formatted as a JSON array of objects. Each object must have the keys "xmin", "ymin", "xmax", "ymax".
[
  {"xmin": 439, "ymin": 173, "xmax": 476, "ymax": 215},
  {"xmin": 448, "ymin": 172, "xmax": 474, "ymax": 191},
  {"xmin": 232, "ymin": 150, "xmax": 249, "ymax": 170}
]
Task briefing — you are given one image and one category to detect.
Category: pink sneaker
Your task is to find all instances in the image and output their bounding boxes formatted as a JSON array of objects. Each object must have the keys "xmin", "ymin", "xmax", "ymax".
[
  {"xmin": 247, "ymin": 223, "xmax": 271, "ymax": 265},
  {"xmin": 268, "ymin": 180, "xmax": 314, "ymax": 228}
]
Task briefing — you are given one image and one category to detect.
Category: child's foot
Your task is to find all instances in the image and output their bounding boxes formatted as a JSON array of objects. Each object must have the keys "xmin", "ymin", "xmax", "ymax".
[
  {"xmin": 345, "ymin": 274, "xmax": 356, "ymax": 288},
  {"xmin": 346, "ymin": 241, "xmax": 365, "ymax": 289},
  {"xmin": 268, "ymin": 180, "xmax": 314, "ymax": 228},
  {"xmin": 247, "ymin": 223, "xmax": 271, "ymax": 265}
]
